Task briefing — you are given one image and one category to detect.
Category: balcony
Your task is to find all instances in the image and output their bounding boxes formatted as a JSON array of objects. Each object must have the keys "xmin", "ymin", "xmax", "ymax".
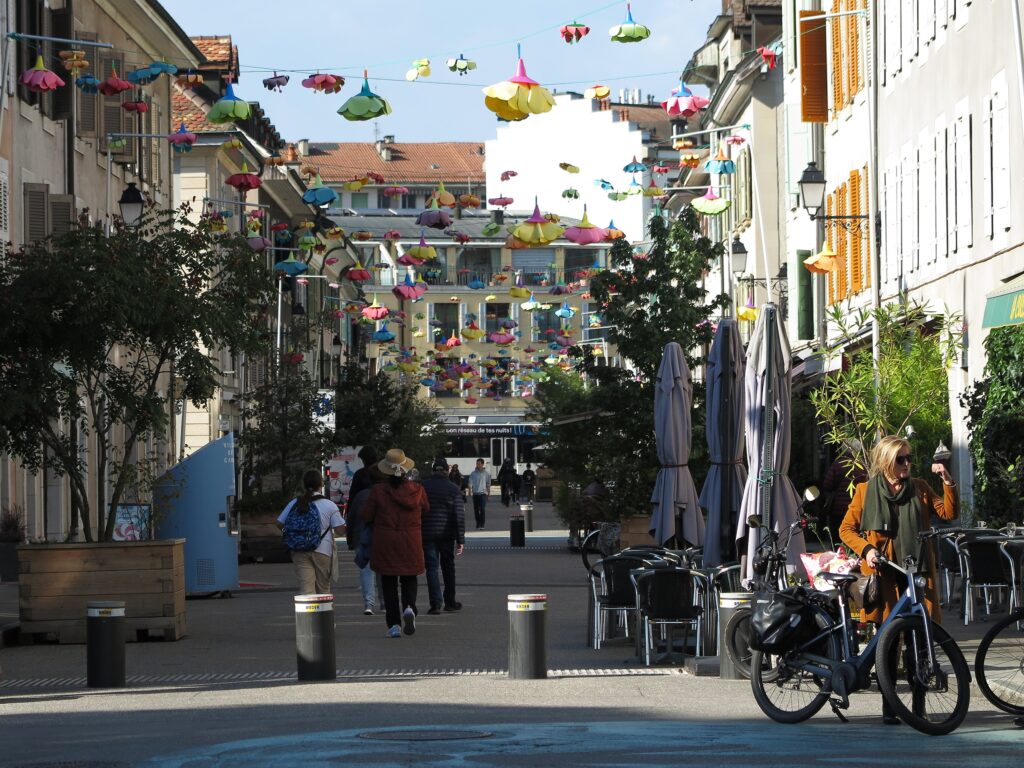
[{"xmin": 370, "ymin": 266, "xmax": 596, "ymax": 291}]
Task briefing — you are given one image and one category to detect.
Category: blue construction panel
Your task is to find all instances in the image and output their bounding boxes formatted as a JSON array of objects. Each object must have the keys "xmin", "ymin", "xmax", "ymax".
[{"xmin": 154, "ymin": 435, "xmax": 239, "ymax": 594}]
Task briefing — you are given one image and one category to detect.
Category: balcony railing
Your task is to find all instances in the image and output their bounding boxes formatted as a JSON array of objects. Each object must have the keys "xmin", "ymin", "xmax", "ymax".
[{"xmin": 371, "ymin": 265, "xmax": 599, "ymax": 289}]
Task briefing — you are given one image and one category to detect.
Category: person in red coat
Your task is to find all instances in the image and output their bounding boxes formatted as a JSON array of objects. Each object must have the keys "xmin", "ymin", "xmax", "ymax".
[{"xmin": 362, "ymin": 448, "xmax": 429, "ymax": 638}]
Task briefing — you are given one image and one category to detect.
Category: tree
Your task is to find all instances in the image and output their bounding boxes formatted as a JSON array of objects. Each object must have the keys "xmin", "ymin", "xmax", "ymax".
[
  {"xmin": 961, "ymin": 325, "xmax": 1024, "ymax": 525},
  {"xmin": 334, "ymin": 360, "xmax": 445, "ymax": 467},
  {"xmin": 528, "ymin": 208, "xmax": 729, "ymax": 519},
  {"xmin": 240, "ymin": 343, "xmax": 337, "ymax": 495},
  {"xmin": 810, "ymin": 298, "xmax": 962, "ymax": 489},
  {"xmin": 0, "ymin": 207, "xmax": 270, "ymax": 541}
]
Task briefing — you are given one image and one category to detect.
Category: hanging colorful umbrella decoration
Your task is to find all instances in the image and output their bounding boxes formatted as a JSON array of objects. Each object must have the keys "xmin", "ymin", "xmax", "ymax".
[
  {"xmin": 325, "ymin": 226, "xmax": 346, "ymax": 240},
  {"xmin": 271, "ymin": 221, "xmax": 291, "ymax": 246},
  {"xmin": 176, "ymin": 71, "xmax": 204, "ymax": 89},
  {"xmin": 482, "ymin": 222, "xmax": 501, "ymax": 237},
  {"xmin": 555, "ymin": 302, "xmax": 576, "ymax": 319},
  {"xmin": 406, "ymin": 58, "xmax": 431, "ymax": 81},
  {"xmin": 58, "ymin": 50, "xmax": 88, "ymax": 73},
  {"xmin": 338, "ymin": 71, "xmax": 392, "ymax": 121},
  {"xmin": 563, "ymin": 206, "xmax": 608, "ymax": 245},
  {"xmin": 383, "ymin": 186, "xmax": 409, "ymax": 198},
  {"xmin": 19, "ymin": 55, "xmax": 67, "ymax": 93},
  {"xmin": 97, "ymin": 68, "xmax": 131, "ymax": 96},
  {"xmin": 605, "ymin": 220, "xmax": 625, "ymax": 240},
  {"xmin": 362, "ymin": 296, "xmax": 390, "ymax": 320},
  {"xmin": 661, "ymin": 80, "xmax": 709, "ymax": 117},
  {"xmin": 76, "ymin": 74, "xmax": 100, "ymax": 93},
  {"xmin": 757, "ymin": 45, "xmax": 779, "ymax": 70},
  {"xmin": 652, "ymin": 164, "xmax": 670, "ymax": 174},
  {"xmin": 483, "ymin": 51, "xmax": 555, "ymax": 122},
  {"xmin": 725, "ymin": 134, "xmax": 747, "ymax": 145},
  {"xmin": 626, "ymin": 177, "xmax": 644, "ymax": 195},
  {"xmin": 344, "ymin": 176, "xmax": 369, "ymax": 191},
  {"xmin": 122, "ymin": 95, "xmax": 149, "ymax": 113},
  {"xmin": 383, "ymin": 229, "xmax": 401, "ymax": 242},
  {"xmin": 691, "ymin": 186, "xmax": 731, "ymax": 216},
  {"xmin": 643, "ymin": 180, "xmax": 665, "ymax": 197},
  {"xmin": 459, "ymin": 193, "xmax": 481, "ymax": 209},
  {"xmin": 679, "ymin": 152, "xmax": 701, "ymax": 169},
  {"xmin": 585, "ymin": 84, "xmax": 610, "ymax": 99},
  {"xmin": 406, "ymin": 232, "xmax": 438, "ymax": 261},
  {"xmin": 560, "ymin": 20, "xmax": 590, "ymax": 43},
  {"xmin": 302, "ymin": 71, "xmax": 344, "ymax": 94},
  {"xmin": 262, "ymin": 72, "xmax": 290, "ymax": 92},
  {"xmin": 488, "ymin": 195, "xmax": 513, "ymax": 208},
  {"xmin": 594, "ymin": 178, "xmax": 614, "ymax": 190},
  {"xmin": 509, "ymin": 272, "xmax": 531, "ymax": 298},
  {"xmin": 561, "ymin": 188, "xmax": 579, "ymax": 200},
  {"xmin": 705, "ymin": 143, "xmax": 736, "ymax": 174},
  {"xmin": 416, "ymin": 199, "xmax": 451, "ymax": 230},
  {"xmin": 461, "ymin": 320, "xmax": 486, "ymax": 340},
  {"xmin": 372, "ymin": 322, "xmax": 396, "ymax": 343},
  {"xmin": 511, "ymin": 199, "xmax": 564, "ymax": 245},
  {"xmin": 393, "ymin": 272, "xmax": 427, "ymax": 300},
  {"xmin": 167, "ymin": 123, "xmax": 197, "ymax": 154},
  {"xmin": 207, "ymin": 83, "xmax": 251, "ymax": 123},
  {"xmin": 623, "ymin": 156, "xmax": 648, "ymax": 174},
  {"xmin": 445, "ymin": 332, "xmax": 462, "ymax": 349},
  {"xmin": 559, "ymin": 162, "xmax": 580, "ymax": 173},
  {"xmin": 273, "ymin": 253, "xmax": 308, "ymax": 276},
  {"xmin": 226, "ymin": 163, "xmax": 262, "ymax": 193},
  {"xmin": 500, "ymin": 170, "xmax": 518, "ymax": 182},
  {"xmin": 446, "ymin": 54, "xmax": 476, "ymax": 75},
  {"xmin": 428, "ymin": 182, "xmax": 456, "ymax": 208},
  {"xmin": 346, "ymin": 261, "xmax": 373, "ymax": 282},
  {"xmin": 302, "ymin": 175, "xmax": 338, "ymax": 206},
  {"xmin": 609, "ymin": 3, "xmax": 651, "ymax": 42},
  {"xmin": 548, "ymin": 279, "xmax": 572, "ymax": 296}
]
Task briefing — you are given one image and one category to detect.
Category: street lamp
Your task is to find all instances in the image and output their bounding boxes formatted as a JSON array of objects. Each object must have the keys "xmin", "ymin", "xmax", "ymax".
[
  {"xmin": 797, "ymin": 161, "xmax": 870, "ymax": 233},
  {"xmin": 733, "ymin": 253, "xmax": 789, "ymax": 321},
  {"xmin": 730, "ymin": 237, "xmax": 748, "ymax": 274},
  {"xmin": 118, "ymin": 182, "xmax": 145, "ymax": 229}
]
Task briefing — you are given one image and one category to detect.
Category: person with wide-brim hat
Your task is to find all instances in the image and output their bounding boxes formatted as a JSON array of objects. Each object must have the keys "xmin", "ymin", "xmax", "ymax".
[{"xmin": 362, "ymin": 449, "xmax": 429, "ymax": 637}]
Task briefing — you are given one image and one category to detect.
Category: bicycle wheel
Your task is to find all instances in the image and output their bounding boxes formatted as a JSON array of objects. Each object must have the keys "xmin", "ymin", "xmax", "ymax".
[
  {"xmin": 750, "ymin": 610, "xmax": 840, "ymax": 723},
  {"xmin": 976, "ymin": 609, "xmax": 1024, "ymax": 716},
  {"xmin": 724, "ymin": 607, "xmax": 753, "ymax": 680},
  {"xmin": 876, "ymin": 615, "xmax": 971, "ymax": 736}
]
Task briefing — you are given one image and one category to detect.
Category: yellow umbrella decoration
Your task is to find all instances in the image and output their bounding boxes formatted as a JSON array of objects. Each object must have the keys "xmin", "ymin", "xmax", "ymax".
[{"xmin": 483, "ymin": 50, "xmax": 555, "ymax": 122}]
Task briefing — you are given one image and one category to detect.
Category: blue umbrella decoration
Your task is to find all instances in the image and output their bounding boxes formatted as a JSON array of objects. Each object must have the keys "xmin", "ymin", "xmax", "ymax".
[
  {"xmin": 623, "ymin": 156, "xmax": 648, "ymax": 174},
  {"xmin": 273, "ymin": 254, "xmax": 308, "ymax": 276},
  {"xmin": 704, "ymin": 142, "xmax": 735, "ymax": 174},
  {"xmin": 302, "ymin": 175, "xmax": 338, "ymax": 207},
  {"xmin": 372, "ymin": 322, "xmax": 396, "ymax": 343}
]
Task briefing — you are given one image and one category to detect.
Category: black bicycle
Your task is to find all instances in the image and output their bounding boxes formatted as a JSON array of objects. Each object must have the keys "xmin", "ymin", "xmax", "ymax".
[
  {"xmin": 975, "ymin": 607, "xmax": 1024, "ymax": 726},
  {"xmin": 749, "ymin": 527, "xmax": 971, "ymax": 736}
]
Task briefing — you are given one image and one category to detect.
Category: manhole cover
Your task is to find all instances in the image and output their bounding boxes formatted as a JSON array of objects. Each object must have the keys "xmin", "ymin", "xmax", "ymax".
[{"xmin": 358, "ymin": 729, "xmax": 493, "ymax": 741}]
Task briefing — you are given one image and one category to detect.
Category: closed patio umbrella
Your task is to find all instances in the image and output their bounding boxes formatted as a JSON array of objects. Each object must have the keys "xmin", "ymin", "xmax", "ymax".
[
  {"xmin": 650, "ymin": 341, "xmax": 703, "ymax": 547},
  {"xmin": 699, "ymin": 319, "xmax": 747, "ymax": 567},
  {"xmin": 737, "ymin": 304, "xmax": 802, "ymax": 582}
]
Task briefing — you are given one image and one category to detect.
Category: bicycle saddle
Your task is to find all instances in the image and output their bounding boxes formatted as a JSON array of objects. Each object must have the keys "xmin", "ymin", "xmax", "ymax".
[{"xmin": 817, "ymin": 572, "xmax": 859, "ymax": 585}]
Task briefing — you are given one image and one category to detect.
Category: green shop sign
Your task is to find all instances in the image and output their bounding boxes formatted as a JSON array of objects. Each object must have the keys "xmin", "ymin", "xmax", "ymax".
[{"xmin": 982, "ymin": 274, "xmax": 1024, "ymax": 329}]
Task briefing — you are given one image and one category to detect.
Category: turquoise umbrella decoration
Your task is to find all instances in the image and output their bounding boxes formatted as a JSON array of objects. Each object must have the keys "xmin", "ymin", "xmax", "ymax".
[
  {"xmin": 302, "ymin": 174, "xmax": 338, "ymax": 207},
  {"xmin": 273, "ymin": 254, "xmax": 308, "ymax": 276}
]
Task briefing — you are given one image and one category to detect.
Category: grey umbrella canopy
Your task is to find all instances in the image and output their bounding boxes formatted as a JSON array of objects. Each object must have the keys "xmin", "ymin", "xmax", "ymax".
[
  {"xmin": 650, "ymin": 341, "xmax": 703, "ymax": 547},
  {"xmin": 699, "ymin": 319, "xmax": 747, "ymax": 567},
  {"xmin": 737, "ymin": 305, "xmax": 803, "ymax": 582}
]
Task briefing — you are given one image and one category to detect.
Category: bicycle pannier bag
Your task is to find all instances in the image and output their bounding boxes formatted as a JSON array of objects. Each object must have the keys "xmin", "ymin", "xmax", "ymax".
[{"xmin": 750, "ymin": 589, "xmax": 815, "ymax": 653}]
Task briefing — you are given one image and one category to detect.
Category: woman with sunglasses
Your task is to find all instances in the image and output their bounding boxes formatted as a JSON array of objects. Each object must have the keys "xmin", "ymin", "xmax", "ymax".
[{"xmin": 839, "ymin": 434, "xmax": 958, "ymax": 723}]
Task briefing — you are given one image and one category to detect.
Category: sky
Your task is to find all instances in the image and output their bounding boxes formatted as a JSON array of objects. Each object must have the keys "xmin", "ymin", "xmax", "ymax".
[{"xmin": 161, "ymin": 0, "xmax": 721, "ymax": 145}]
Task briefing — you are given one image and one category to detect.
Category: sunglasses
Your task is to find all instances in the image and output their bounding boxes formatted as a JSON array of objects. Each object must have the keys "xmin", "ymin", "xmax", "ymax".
[{"xmin": 895, "ymin": 454, "xmax": 913, "ymax": 466}]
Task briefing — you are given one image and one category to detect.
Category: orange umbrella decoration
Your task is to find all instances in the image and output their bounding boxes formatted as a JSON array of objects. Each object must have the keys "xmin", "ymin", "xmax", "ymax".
[
  {"xmin": 511, "ymin": 199, "xmax": 564, "ymax": 245},
  {"xmin": 176, "ymin": 71, "xmax": 204, "ymax": 89},
  {"xmin": 560, "ymin": 20, "xmax": 590, "ymax": 43},
  {"xmin": 604, "ymin": 220, "xmax": 625, "ymax": 240},
  {"xmin": 58, "ymin": 50, "xmax": 88, "ymax": 72},
  {"xmin": 19, "ymin": 55, "xmax": 65, "ymax": 92},
  {"xmin": 362, "ymin": 296, "xmax": 389, "ymax": 320},
  {"xmin": 302, "ymin": 72, "xmax": 345, "ymax": 93},
  {"xmin": 428, "ymin": 182, "xmax": 456, "ymax": 208},
  {"xmin": 226, "ymin": 163, "xmax": 261, "ymax": 193},
  {"xmin": 679, "ymin": 153, "xmax": 701, "ymax": 169},
  {"xmin": 563, "ymin": 206, "xmax": 608, "ymax": 245},
  {"xmin": 585, "ymin": 84, "xmax": 610, "ymax": 99},
  {"xmin": 459, "ymin": 193, "xmax": 481, "ymax": 208},
  {"xmin": 803, "ymin": 244, "xmax": 837, "ymax": 274},
  {"xmin": 483, "ymin": 50, "xmax": 555, "ymax": 122},
  {"xmin": 505, "ymin": 234, "xmax": 531, "ymax": 250},
  {"xmin": 353, "ymin": 231, "xmax": 373, "ymax": 241}
]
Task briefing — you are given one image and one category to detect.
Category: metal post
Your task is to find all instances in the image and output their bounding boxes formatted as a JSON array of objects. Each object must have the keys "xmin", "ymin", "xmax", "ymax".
[
  {"xmin": 520, "ymin": 502, "xmax": 534, "ymax": 532},
  {"xmin": 86, "ymin": 600, "xmax": 126, "ymax": 688},
  {"xmin": 507, "ymin": 593, "xmax": 547, "ymax": 679},
  {"xmin": 294, "ymin": 593, "xmax": 336, "ymax": 681},
  {"xmin": 717, "ymin": 593, "xmax": 752, "ymax": 680},
  {"xmin": 510, "ymin": 511, "xmax": 525, "ymax": 547},
  {"xmin": 275, "ymin": 275, "xmax": 284, "ymax": 364}
]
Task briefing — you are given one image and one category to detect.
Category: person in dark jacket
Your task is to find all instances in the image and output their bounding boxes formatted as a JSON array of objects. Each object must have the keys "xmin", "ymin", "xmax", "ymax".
[
  {"xmin": 362, "ymin": 449, "xmax": 429, "ymax": 638},
  {"xmin": 497, "ymin": 457, "xmax": 517, "ymax": 507},
  {"xmin": 420, "ymin": 458, "xmax": 466, "ymax": 614},
  {"xmin": 345, "ymin": 463, "xmax": 386, "ymax": 615},
  {"xmin": 347, "ymin": 445, "xmax": 378, "ymax": 507}
]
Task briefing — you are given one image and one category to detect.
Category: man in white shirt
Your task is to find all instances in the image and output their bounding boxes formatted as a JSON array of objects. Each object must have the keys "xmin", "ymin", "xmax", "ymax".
[
  {"xmin": 276, "ymin": 470, "xmax": 346, "ymax": 594},
  {"xmin": 468, "ymin": 458, "xmax": 491, "ymax": 530}
]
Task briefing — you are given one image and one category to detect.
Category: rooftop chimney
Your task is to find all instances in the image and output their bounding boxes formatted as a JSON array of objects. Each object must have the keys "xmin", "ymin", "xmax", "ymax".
[{"xmin": 296, "ymin": 138, "xmax": 309, "ymax": 156}]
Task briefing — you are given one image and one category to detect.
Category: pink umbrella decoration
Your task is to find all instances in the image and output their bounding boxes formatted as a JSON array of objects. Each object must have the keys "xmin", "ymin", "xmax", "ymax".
[
  {"xmin": 757, "ymin": 45, "xmax": 778, "ymax": 70},
  {"xmin": 346, "ymin": 261, "xmax": 372, "ymax": 281},
  {"xmin": 302, "ymin": 72, "xmax": 345, "ymax": 93},
  {"xmin": 19, "ymin": 55, "xmax": 65, "ymax": 92},
  {"xmin": 226, "ymin": 163, "xmax": 262, "ymax": 193},
  {"xmin": 489, "ymin": 332, "xmax": 517, "ymax": 345},
  {"xmin": 167, "ymin": 122, "xmax": 197, "ymax": 153},
  {"xmin": 361, "ymin": 296, "xmax": 389, "ymax": 320},
  {"xmin": 383, "ymin": 229, "xmax": 401, "ymax": 241},
  {"xmin": 393, "ymin": 273, "xmax": 423, "ymax": 300},
  {"xmin": 383, "ymin": 186, "xmax": 409, "ymax": 197},
  {"xmin": 563, "ymin": 206, "xmax": 608, "ymax": 245},
  {"xmin": 500, "ymin": 170, "xmax": 518, "ymax": 182},
  {"xmin": 661, "ymin": 80, "xmax": 709, "ymax": 117},
  {"xmin": 98, "ymin": 69, "xmax": 131, "ymax": 96},
  {"xmin": 560, "ymin": 20, "xmax": 590, "ymax": 43},
  {"xmin": 488, "ymin": 195, "xmax": 513, "ymax": 208},
  {"xmin": 397, "ymin": 252, "xmax": 425, "ymax": 267},
  {"xmin": 445, "ymin": 333, "xmax": 462, "ymax": 349}
]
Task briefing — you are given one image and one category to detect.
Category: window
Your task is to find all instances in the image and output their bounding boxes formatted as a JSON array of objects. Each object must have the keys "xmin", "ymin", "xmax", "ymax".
[
  {"xmin": 512, "ymin": 248, "xmax": 554, "ymax": 285},
  {"xmin": 350, "ymin": 192, "xmax": 369, "ymax": 209},
  {"xmin": 951, "ymin": 103, "xmax": 972, "ymax": 253},
  {"xmin": 22, "ymin": 182, "xmax": 76, "ymax": 244},
  {"xmin": 532, "ymin": 307, "xmax": 558, "ymax": 341},
  {"xmin": 985, "ymin": 72, "xmax": 1011, "ymax": 236},
  {"xmin": 457, "ymin": 247, "xmax": 500, "ymax": 283},
  {"xmin": 484, "ymin": 302, "xmax": 512, "ymax": 338},
  {"xmin": 934, "ymin": 118, "xmax": 948, "ymax": 259},
  {"xmin": 400, "ymin": 192, "xmax": 418, "ymax": 209},
  {"xmin": 919, "ymin": 128, "xmax": 936, "ymax": 266},
  {"xmin": 583, "ymin": 302, "xmax": 608, "ymax": 342},
  {"xmin": 432, "ymin": 302, "xmax": 460, "ymax": 341}
]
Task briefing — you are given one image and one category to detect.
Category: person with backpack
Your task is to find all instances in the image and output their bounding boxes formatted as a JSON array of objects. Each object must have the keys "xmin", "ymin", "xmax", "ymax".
[
  {"xmin": 521, "ymin": 463, "xmax": 537, "ymax": 503},
  {"xmin": 276, "ymin": 469, "xmax": 346, "ymax": 595},
  {"xmin": 361, "ymin": 448, "xmax": 429, "ymax": 638}
]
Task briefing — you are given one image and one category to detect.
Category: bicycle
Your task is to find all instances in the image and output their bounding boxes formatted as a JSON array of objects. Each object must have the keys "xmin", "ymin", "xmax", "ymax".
[
  {"xmin": 749, "ymin": 527, "xmax": 972, "ymax": 736},
  {"xmin": 975, "ymin": 607, "xmax": 1024, "ymax": 726}
]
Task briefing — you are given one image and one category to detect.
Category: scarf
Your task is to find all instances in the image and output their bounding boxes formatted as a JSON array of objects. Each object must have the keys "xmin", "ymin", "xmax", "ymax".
[{"xmin": 860, "ymin": 474, "xmax": 924, "ymax": 565}]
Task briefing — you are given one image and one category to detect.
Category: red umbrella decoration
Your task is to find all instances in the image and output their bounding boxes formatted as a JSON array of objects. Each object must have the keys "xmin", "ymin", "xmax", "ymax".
[
  {"xmin": 122, "ymin": 97, "xmax": 149, "ymax": 113},
  {"xmin": 347, "ymin": 261, "xmax": 372, "ymax": 282},
  {"xmin": 488, "ymin": 195, "xmax": 513, "ymax": 208},
  {"xmin": 500, "ymin": 170, "xmax": 518, "ymax": 182},
  {"xmin": 384, "ymin": 186, "xmax": 409, "ymax": 197},
  {"xmin": 361, "ymin": 296, "xmax": 389, "ymax": 320},
  {"xmin": 226, "ymin": 163, "xmax": 261, "ymax": 193},
  {"xmin": 560, "ymin": 20, "xmax": 590, "ymax": 43},
  {"xmin": 98, "ymin": 68, "xmax": 131, "ymax": 96}
]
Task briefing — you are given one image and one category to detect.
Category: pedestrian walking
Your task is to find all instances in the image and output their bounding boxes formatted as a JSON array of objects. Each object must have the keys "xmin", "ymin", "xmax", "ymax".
[
  {"xmin": 420, "ymin": 458, "xmax": 466, "ymax": 614},
  {"xmin": 521, "ymin": 463, "xmax": 537, "ymax": 503},
  {"xmin": 276, "ymin": 470, "xmax": 346, "ymax": 595},
  {"xmin": 469, "ymin": 458, "xmax": 490, "ymax": 529},
  {"xmin": 348, "ymin": 445, "xmax": 379, "ymax": 503},
  {"xmin": 346, "ymin": 463, "xmax": 387, "ymax": 615},
  {"xmin": 497, "ymin": 457, "xmax": 517, "ymax": 507},
  {"xmin": 448, "ymin": 464, "xmax": 466, "ymax": 496},
  {"xmin": 820, "ymin": 439, "xmax": 867, "ymax": 543},
  {"xmin": 362, "ymin": 448, "xmax": 429, "ymax": 638}
]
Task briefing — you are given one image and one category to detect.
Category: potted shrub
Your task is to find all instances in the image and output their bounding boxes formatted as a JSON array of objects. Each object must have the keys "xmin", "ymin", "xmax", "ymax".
[{"xmin": 0, "ymin": 506, "xmax": 26, "ymax": 582}]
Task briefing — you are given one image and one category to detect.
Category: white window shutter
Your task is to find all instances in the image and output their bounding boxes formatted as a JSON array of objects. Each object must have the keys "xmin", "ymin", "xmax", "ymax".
[
  {"xmin": 884, "ymin": 164, "xmax": 897, "ymax": 286},
  {"xmin": 947, "ymin": 120, "xmax": 958, "ymax": 253},
  {"xmin": 934, "ymin": 121, "xmax": 948, "ymax": 259},
  {"xmin": 918, "ymin": 129, "xmax": 935, "ymax": 265},
  {"xmin": 885, "ymin": 0, "xmax": 900, "ymax": 80},
  {"xmin": 936, "ymin": 0, "xmax": 947, "ymax": 28},
  {"xmin": 954, "ymin": 108, "xmax": 973, "ymax": 251},
  {"xmin": 921, "ymin": 0, "xmax": 936, "ymax": 42},
  {"xmin": 902, "ymin": 0, "xmax": 917, "ymax": 63},
  {"xmin": 981, "ymin": 96, "xmax": 993, "ymax": 239},
  {"xmin": 992, "ymin": 74, "xmax": 1011, "ymax": 232}
]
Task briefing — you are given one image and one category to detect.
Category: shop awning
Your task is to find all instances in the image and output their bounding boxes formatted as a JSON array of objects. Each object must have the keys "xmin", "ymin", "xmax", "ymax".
[{"xmin": 982, "ymin": 274, "xmax": 1024, "ymax": 329}]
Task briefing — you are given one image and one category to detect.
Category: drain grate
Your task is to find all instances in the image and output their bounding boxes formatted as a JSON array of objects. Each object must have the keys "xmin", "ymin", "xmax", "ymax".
[{"xmin": 359, "ymin": 729, "xmax": 493, "ymax": 741}]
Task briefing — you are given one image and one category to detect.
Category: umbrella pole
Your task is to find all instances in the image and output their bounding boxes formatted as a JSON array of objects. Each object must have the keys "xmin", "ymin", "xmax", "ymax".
[
  {"xmin": 720, "ymin": 323, "xmax": 733, "ymax": 562},
  {"xmin": 761, "ymin": 306, "xmax": 777, "ymax": 531}
]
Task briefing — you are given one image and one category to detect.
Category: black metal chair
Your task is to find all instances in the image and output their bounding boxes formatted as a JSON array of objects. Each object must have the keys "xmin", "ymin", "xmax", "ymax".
[
  {"xmin": 956, "ymin": 533, "xmax": 1012, "ymax": 624},
  {"xmin": 589, "ymin": 554, "xmax": 657, "ymax": 650},
  {"xmin": 999, "ymin": 539, "xmax": 1024, "ymax": 611},
  {"xmin": 631, "ymin": 566, "xmax": 708, "ymax": 664},
  {"xmin": 936, "ymin": 532, "xmax": 961, "ymax": 608}
]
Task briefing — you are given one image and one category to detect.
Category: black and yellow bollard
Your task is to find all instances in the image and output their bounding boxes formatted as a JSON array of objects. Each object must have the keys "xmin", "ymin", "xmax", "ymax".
[
  {"xmin": 294, "ymin": 594, "xmax": 336, "ymax": 681},
  {"xmin": 507, "ymin": 593, "xmax": 547, "ymax": 679},
  {"xmin": 87, "ymin": 600, "xmax": 126, "ymax": 688}
]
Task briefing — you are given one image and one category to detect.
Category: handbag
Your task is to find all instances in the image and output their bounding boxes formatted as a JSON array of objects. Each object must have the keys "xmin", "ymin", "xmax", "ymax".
[{"xmin": 850, "ymin": 571, "xmax": 881, "ymax": 612}]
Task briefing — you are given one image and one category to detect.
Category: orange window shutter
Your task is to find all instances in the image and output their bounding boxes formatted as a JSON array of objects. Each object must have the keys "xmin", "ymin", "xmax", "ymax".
[
  {"xmin": 826, "ymin": 193, "xmax": 836, "ymax": 304},
  {"xmin": 831, "ymin": 1, "xmax": 843, "ymax": 116},
  {"xmin": 862, "ymin": 165, "xmax": 871, "ymax": 288},
  {"xmin": 800, "ymin": 11, "xmax": 829, "ymax": 122},
  {"xmin": 837, "ymin": 185, "xmax": 848, "ymax": 300},
  {"xmin": 851, "ymin": 0, "xmax": 862, "ymax": 96},
  {"xmin": 850, "ymin": 170, "xmax": 863, "ymax": 292}
]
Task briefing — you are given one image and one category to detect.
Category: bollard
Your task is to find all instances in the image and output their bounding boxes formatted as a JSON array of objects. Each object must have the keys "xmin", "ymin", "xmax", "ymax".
[
  {"xmin": 718, "ymin": 592, "xmax": 753, "ymax": 680},
  {"xmin": 294, "ymin": 594, "xmax": 336, "ymax": 681},
  {"xmin": 508, "ymin": 593, "xmax": 547, "ymax": 679},
  {"xmin": 87, "ymin": 600, "xmax": 126, "ymax": 688},
  {"xmin": 510, "ymin": 513, "xmax": 526, "ymax": 547},
  {"xmin": 520, "ymin": 502, "xmax": 534, "ymax": 532}
]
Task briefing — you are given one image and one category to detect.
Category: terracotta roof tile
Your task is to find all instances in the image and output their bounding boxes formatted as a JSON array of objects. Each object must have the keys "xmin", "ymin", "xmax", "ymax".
[
  {"xmin": 172, "ymin": 85, "xmax": 218, "ymax": 133},
  {"xmin": 309, "ymin": 142, "xmax": 485, "ymax": 184},
  {"xmin": 191, "ymin": 35, "xmax": 233, "ymax": 63}
]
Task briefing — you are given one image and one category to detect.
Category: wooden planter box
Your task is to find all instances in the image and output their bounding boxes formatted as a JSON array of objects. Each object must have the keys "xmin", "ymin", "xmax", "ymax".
[
  {"xmin": 618, "ymin": 515, "xmax": 655, "ymax": 550},
  {"xmin": 17, "ymin": 539, "xmax": 186, "ymax": 644}
]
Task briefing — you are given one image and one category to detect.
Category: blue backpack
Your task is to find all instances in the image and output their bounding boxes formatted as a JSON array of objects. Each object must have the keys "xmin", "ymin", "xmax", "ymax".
[{"xmin": 282, "ymin": 496, "xmax": 329, "ymax": 552}]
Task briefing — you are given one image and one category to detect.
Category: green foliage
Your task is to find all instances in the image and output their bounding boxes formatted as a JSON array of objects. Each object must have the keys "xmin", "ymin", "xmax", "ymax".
[
  {"xmin": 0, "ymin": 207, "xmax": 270, "ymax": 541},
  {"xmin": 961, "ymin": 325, "xmax": 1024, "ymax": 525},
  {"xmin": 0, "ymin": 506, "xmax": 26, "ymax": 543},
  {"xmin": 334, "ymin": 361, "xmax": 445, "ymax": 468},
  {"xmin": 528, "ymin": 210, "xmax": 728, "ymax": 520},
  {"xmin": 241, "ymin": 349, "xmax": 336, "ymax": 495},
  {"xmin": 810, "ymin": 298, "xmax": 960, "ymax": 490}
]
